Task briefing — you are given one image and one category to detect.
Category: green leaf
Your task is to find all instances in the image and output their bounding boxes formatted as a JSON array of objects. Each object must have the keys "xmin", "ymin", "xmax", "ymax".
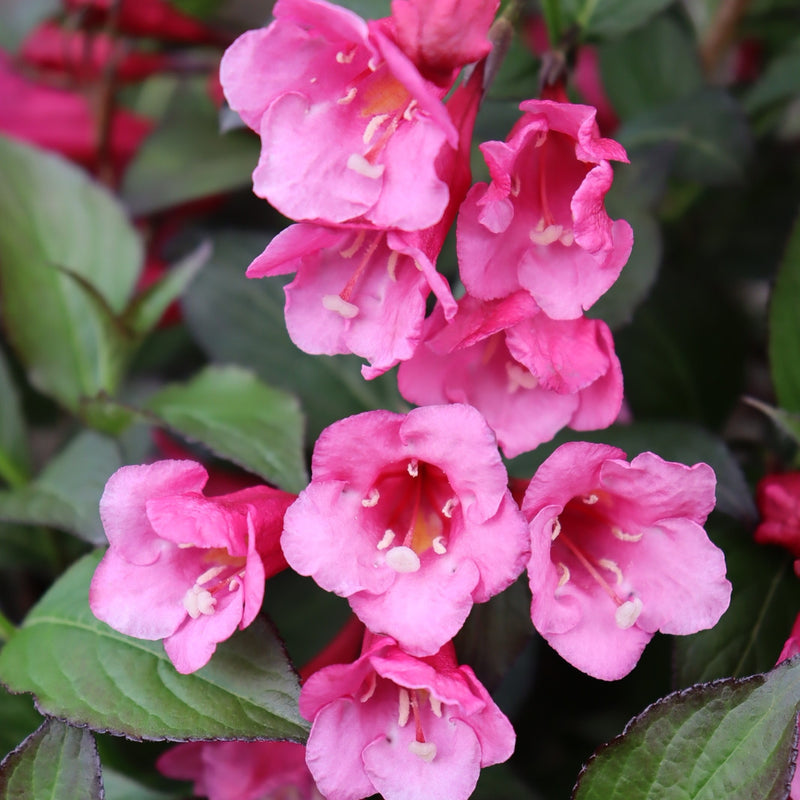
[
  {"xmin": 144, "ymin": 365, "xmax": 307, "ymax": 494},
  {"xmin": 744, "ymin": 40, "xmax": 800, "ymax": 114},
  {"xmin": 572, "ymin": 657, "xmax": 800, "ymax": 800},
  {"xmin": 509, "ymin": 421, "xmax": 757, "ymax": 524},
  {"xmin": 123, "ymin": 241, "xmax": 211, "ymax": 338},
  {"xmin": 122, "ymin": 80, "xmax": 261, "ymax": 216},
  {"xmin": 102, "ymin": 767, "xmax": 184, "ymax": 800},
  {"xmin": 561, "ymin": 0, "xmax": 676, "ymax": 38},
  {"xmin": 0, "ymin": 431, "xmax": 122, "ymax": 545},
  {"xmin": 0, "ymin": 136, "xmax": 143, "ymax": 411},
  {"xmin": 617, "ymin": 89, "xmax": 752, "ymax": 185},
  {"xmin": 769, "ymin": 210, "xmax": 800, "ymax": 413},
  {"xmin": 0, "ymin": 719, "xmax": 102, "ymax": 800},
  {"xmin": 0, "ymin": 685, "xmax": 41, "ymax": 757},
  {"xmin": 0, "ymin": 349, "xmax": 30, "ymax": 488},
  {"xmin": 599, "ymin": 16, "xmax": 702, "ymax": 120},
  {"xmin": 674, "ymin": 517, "xmax": 800, "ymax": 685},
  {"xmin": 181, "ymin": 230, "xmax": 406, "ymax": 442},
  {"xmin": 0, "ymin": 551, "xmax": 308, "ymax": 742},
  {"xmin": 743, "ymin": 397, "xmax": 800, "ymax": 446}
]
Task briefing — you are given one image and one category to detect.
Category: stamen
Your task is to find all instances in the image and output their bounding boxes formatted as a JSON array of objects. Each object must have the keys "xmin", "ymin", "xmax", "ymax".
[
  {"xmin": 432, "ymin": 536, "xmax": 447, "ymax": 555},
  {"xmin": 346, "ymin": 153, "xmax": 385, "ymax": 179},
  {"xmin": 336, "ymin": 49, "xmax": 355, "ymax": 64},
  {"xmin": 386, "ymin": 250, "xmax": 399, "ymax": 281},
  {"xmin": 228, "ymin": 578, "xmax": 240, "ymax": 591},
  {"xmin": 559, "ymin": 230, "xmax": 574, "ymax": 247},
  {"xmin": 337, "ymin": 86, "xmax": 357, "ymax": 104},
  {"xmin": 177, "ymin": 543, "xmax": 195, "ymax": 549},
  {"xmin": 196, "ymin": 565, "xmax": 225, "ymax": 586},
  {"xmin": 612, "ymin": 527, "xmax": 643, "ymax": 542},
  {"xmin": 598, "ymin": 558, "xmax": 624, "ymax": 586},
  {"xmin": 582, "ymin": 493, "xmax": 599, "ymax": 505},
  {"xmin": 310, "ymin": 76, "xmax": 318, "ymax": 84},
  {"xmin": 402, "ymin": 99, "xmax": 417, "ymax": 121},
  {"xmin": 367, "ymin": 56, "xmax": 379, "ymax": 71},
  {"xmin": 363, "ymin": 113, "xmax": 390, "ymax": 145},
  {"xmin": 377, "ymin": 529, "xmax": 395, "ymax": 550},
  {"xmin": 322, "ymin": 294, "xmax": 359, "ymax": 318},
  {"xmin": 615, "ymin": 597, "xmax": 643, "ymax": 629},
  {"xmin": 429, "ymin": 695, "xmax": 442, "ymax": 718},
  {"xmin": 183, "ymin": 585, "xmax": 216, "ymax": 619},
  {"xmin": 510, "ymin": 173, "xmax": 521, "ymax": 197},
  {"xmin": 407, "ymin": 458, "xmax": 419, "ymax": 477},
  {"xmin": 362, "ymin": 488, "xmax": 380, "ymax": 507},
  {"xmin": 397, "ymin": 688, "xmax": 411, "ymax": 727},
  {"xmin": 408, "ymin": 741, "xmax": 437, "ymax": 762},
  {"xmin": 534, "ymin": 130, "xmax": 547, "ymax": 148},
  {"xmin": 550, "ymin": 518, "xmax": 561, "ymax": 541},
  {"xmin": 385, "ymin": 545, "xmax": 421, "ymax": 573},
  {"xmin": 441, "ymin": 498, "xmax": 457, "ymax": 518},
  {"xmin": 556, "ymin": 562, "xmax": 570, "ymax": 588},
  {"xmin": 339, "ymin": 229, "xmax": 366, "ymax": 259},
  {"xmin": 506, "ymin": 361, "xmax": 538, "ymax": 393},
  {"xmin": 360, "ymin": 672, "xmax": 377, "ymax": 702},
  {"xmin": 530, "ymin": 223, "xmax": 563, "ymax": 246}
]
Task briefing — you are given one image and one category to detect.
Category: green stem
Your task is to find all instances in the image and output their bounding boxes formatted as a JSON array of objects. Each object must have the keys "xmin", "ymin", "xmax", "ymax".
[
  {"xmin": 540, "ymin": 0, "xmax": 563, "ymax": 49},
  {"xmin": 576, "ymin": 0, "xmax": 600, "ymax": 34},
  {"xmin": 0, "ymin": 609, "xmax": 16, "ymax": 644}
]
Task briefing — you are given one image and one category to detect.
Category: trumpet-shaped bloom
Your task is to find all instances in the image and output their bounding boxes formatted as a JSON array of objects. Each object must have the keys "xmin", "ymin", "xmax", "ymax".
[
  {"xmin": 522, "ymin": 442, "xmax": 730, "ymax": 680},
  {"xmin": 220, "ymin": 0, "xmax": 460, "ymax": 231},
  {"xmin": 281, "ymin": 405, "xmax": 529, "ymax": 656},
  {"xmin": 397, "ymin": 292, "xmax": 623, "ymax": 457},
  {"xmin": 755, "ymin": 472, "xmax": 800, "ymax": 557},
  {"xmin": 457, "ymin": 99, "xmax": 633, "ymax": 319},
  {"xmin": 300, "ymin": 635, "xmax": 515, "ymax": 800},
  {"xmin": 158, "ymin": 741, "xmax": 323, "ymax": 800},
  {"xmin": 90, "ymin": 460, "xmax": 294, "ymax": 673}
]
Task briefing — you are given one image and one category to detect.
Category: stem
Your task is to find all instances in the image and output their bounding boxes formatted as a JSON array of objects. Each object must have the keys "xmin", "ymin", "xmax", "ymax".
[
  {"xmin": 95, "ymin": 0, "xmax": 123, "ymax": 187},
  {"xmin": 576, "ymin": 0, "xmax": 600, "ymax": 34},
  {"xmin": 700, "ymin": 0, "xmax": 753, "ymax": 77},
  {"xmin": 540, "ymin": 0, "xmax": 563, "ymax": 49},
  {"xmin": 0, "ymin": 609, "xmax": 16, "ymax": 644}
]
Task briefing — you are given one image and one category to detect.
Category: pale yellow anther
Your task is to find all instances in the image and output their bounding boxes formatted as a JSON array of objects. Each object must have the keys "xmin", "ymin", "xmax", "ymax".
[
  {"xmin": 322, "ymin": 294, "xmax": 359, "ymax": 318},
  {"xmin": 432, "ymin": 536, "xmax": 447, "ymax": 555},
  {"xmin": 534, "ymin": 130, "xmax": 548, "ymax": 148},
  {"xmin": 385, "ymin": 546, "xmax": 421, "ymax": 573},
  {"xmin": 397, "ymin": 688, "xmax": 410, "ymax": 727},
  {"xmin": 429, "ymin": 695, "xmax": 442, "ymax": 718},
  {"xmin": 408, "ymin": 741, "xmax": 437, "ymax": 762},
  {"xmin": 556, "ymin": 562, "xmax": 570, "ymax": 588},
  {"xmin": 339, "ymin": 229, "xmax": 366, "ymax": 259},
  {"xmin": 598, "ymin": 558, "xmax": 624, "ymax": 586},
  {"xmin": 582, "ymin": 493, "xmax": 599, "ymax": 505},
  {"xmin": 615, "ymin": 597, "xmax": 643, "ymax": 629},
  {"xmin": 530, "ymin": 223, "xmax": 563, "ymax": 246},
  {"xmin": 506, "ymin": 361, "xmax": 538, "ymax": 393},
  {"xmin": 337, "ymin": 86, "xmax": 357, "ymax": 104},
  {"xmin": 228, "ymin": 578, "xmax": 240, "ymax": 592},
  {"xmin": 346, "ymin": 153, "xmax": 385, "ymax": 180},
  {"xmin": 550, "ymin": 518, "xmax": 562, "ymax": 541},
  {"xmin": 177, "ymin": 543, "xmax": 195, "ymax": 549},
  {"xmin": 407, "ymin": 458, "xmax": 419, "ymax": 477},
  {"xmin": 377, "ymin": 529, "xmax": 395, "ymax": 550},
  {"xmin": 402, "ymin": 99, "xmax": 417, "ymax": 121},
  {"xmin": 183, "ymin": 585, "xmax": 217, "ymax": 619},
  {"xmin": 559, "ymin": 230, "xmax": 575, "ymax": 247},
  {"xmin": 360, "ymin": 672, "xmax": 377, "ymax": 702},
  {"xmin": 336, "ymin": 49, "xmax": 355, "ymax": 64},
  {"xmin": 362, "ymin": 488, "xmax": 380, "ymax": 507},
  {"xmin": 363, "ymin": 113, "xmax": 390, "ymax": 145},
  {"xmin": 612, "ymin": 527, "xmax": 643, "ymax": 542},
  {"xmin": 387, "ymin": 250, "xmax": 399, "ymax": 282},
  {"xmin": 510, "ymin": 173, "xmax": 521, "ymax": 197},
  {"xmin": 441, "ymin": 498, "xmax": 457, "ymax": 518}
]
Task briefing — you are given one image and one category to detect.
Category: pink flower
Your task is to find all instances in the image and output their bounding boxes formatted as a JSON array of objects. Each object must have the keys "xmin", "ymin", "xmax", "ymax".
[
  {"xmin": 281, "ymin": 405, "xmax": 530, "ymax": 656},
  {"xmin": 457, "ymin": 99, "xmax": 633, "ymax": 319},
  {"xmin": 522, "ymin": 442, "xmax": 731, "ymax": 680},
  {"xmin": 220, "ymin": 0, "xmax": 460, "ymax": 231},
  {"xmin": 299, "ymin": 634, "xmax": 515, "ymax": 800},
  {"xmin": 391, "ymin": 0, "xmax": 498, "ymax": 85},
  {"xmin": 158, "ymin": 740, "xmax": 322, "ymax": 800},
  {"xmin": 245, "ymin": 61, "xmax": 482, "ymax": 378},
  {"xmin": 754, "ymin": 472, "xmax": 800, "ymax": 557},
  {"xmin": 89, "ymin": 460, "xmax": 294, "ymax": 674},
  {"xmin": 397, "ymin": 291, "xmax": 623, "ymax": 457}
]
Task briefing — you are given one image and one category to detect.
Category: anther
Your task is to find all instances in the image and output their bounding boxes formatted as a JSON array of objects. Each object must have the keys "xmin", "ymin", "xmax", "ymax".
[
  {"xmin": 556, "ymin": 562, "xmax": 570, "ymax": 588},
  {"xmin": 177, "ymin": 542, "xmax": 194, "ymax": 549},
  {"xmin": 337, "ymin": 86, "xmax": 357, "ymax": 104},
  {"xmin": 432, "ymin": 536, "xmax": 447, "ymax": 555},
  {"xmin": 183, "ymin": 585, "xmax": 216, "ymax": 619},
  {"xmin": 408, "ymin": 741, "xmax": 437, "ymax": 762},
  {"xmin": 559, "ymin": 230, "xmax": 574, "ymax": 247},
  {"xmin": 322, "ymin": 294, "xmax": 359, "ymax": 318},
  {"xmin": 362, "ymin": 488, "xmax": 380, "ymax": 507},
  {"xmin": 534, "ymin": 130, "xmax": 547, "ymax": 148},
  {"xmin": 598, "ymin": 558, "xmax": 624, "ymax": 586},
  {"xmin": 387, "ymin": 250, "xmax": 399, "ymax": 281},
  {"xmin": 582, "ymin": 493, "xmax": 599, "ymax": 505},
  {"xmin": 363, "ymin": 113, "xmax": 389, "ymax": 145},
  {"xmin": 429, "ymin": 695, "xmax": 442, "ymax": 718},
  {"xmin": 407, "ymin": 458, "xmax": 419, "ymax": 477},
  {"xmin": 228, "ymin": 578, "xmax": 240, "ymax": 592},
  {"xmin": 530, "ymin": 223, "xmax": 563, "ymax": 246},
  {"xmin": 339, "ymin": 229, "xmax": 366, "ymax": 259},
  {"xmin": 196, "ymin": 565, "xmax": 225, "ymax": 586},
  {"xmin": 402, "ymin": 99, "xmax": 417, "ymax": 121},
  {"xmin": 346, "ymin": 153, "xmax": 385, "ymax": 179},
  {"xmin": 397, "ymin": 688, "xmax": 410, "ymax": 727},
  {"xmin": 615, "ymin": 597, "xmax": 643, "ymax": 629},
  {"xmin": 612, "ymin": 527, "xmax": 643, "ymax": 542},
  {"xmin": 506, "ymin": 362, "xmax": 538, "ymax": 393},
  {"xmin": 377, "ymin": 529, "xmax": 395, "ymax": 550},
  {"xmin": 441, "ymin": 498, "xmax": 457, "ymax": 518},
  {"xmin": 360, "ymin": 672, "xmax": 377, "ymax": 702},
  {"xmin": 510, "ymin": 173, "xmax": 521, "ymax": 197},
  {"xmin": 550, "ymin": 518, "xmax": 561, "ymax": 541},
  {"xmin": 385, "ymin": 546, "xmax": 421, "ymax": 573},
  {"xmin": 336, "ymin": 49, "xmax": 355, "ymax": 64}
]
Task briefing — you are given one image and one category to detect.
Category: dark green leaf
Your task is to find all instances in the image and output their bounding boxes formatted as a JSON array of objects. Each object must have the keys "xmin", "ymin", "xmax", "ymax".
[
  {"xmin": 181, "ymin": 230, "xmax": 406, "ymax": 442},
  {"xmin": 0, "ymin": 431, "xmax": 122, "ymax": 545},
  {"xmin": 0, "ymin": 719, "xmax": 102, "ymax": 800},
  {"xmin": 473, "ymin": 763, "xmax": 544, "ymax": 800},
  {"xmin": 0, "ymin": 136, "xmax": 143, "ymax": 410},
  {"xmin": 0, "ymin": 685, "xmax": 41, "ymax": 757},
  {"xmin": 769, "ymin": 210, "xmax": 800, "ymax": 413},
  {"xmin": 744, "ymin": 40, "xmax": 800, "ymax": 114},
  {"xmin": 599, "ymin": 16, "xmax": 702, "ymax": 120},
  {"xmin": 572, "ymin": 657, "xmax": 800, "ymax": 800},
  {"xmin": 561, "ymin": 0, "xmax": 676, "ymax": 38},
  {"xmin": 122, "ymin": 80, "xmax": 261, "ymax": 216},
  {"xmin": 674, "ymin": 517, "xmax": 800, "ymax": 685},
  {"xmin": 618, "ymin": 89, "xmax": 752, "ymax": 185},
  {"xmin": 0, "ymin": 551, "xmax": 308, "ymax": 742},
  {"xmin": 744, "ymin": 397, "xmax": 800, "ymax": 446},
  {"xmin": 145, "ymin": 365, "xmax": 307, "ymax": 493},
  {"xmin": 0, "ymin": 349, "xmax": 30, "ymax": 487},
  {"xmin": 509, "ymin": 421, "xmax": 757, "ymax": 524}
]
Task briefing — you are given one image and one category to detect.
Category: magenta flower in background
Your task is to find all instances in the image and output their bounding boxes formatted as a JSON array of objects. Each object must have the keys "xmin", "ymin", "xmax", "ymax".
[
  {"xmin": 89, "ymin": 460, "xmax": 294, "ymax": 673},
  {"xmin": 397, "ymin": 291, "xmax": 623, "ymax": 457},
  {"xmin": 754, "ymin": 471, "xmax": 800, "ymax": 557},
  {"xmin": 220, "ymin": 0, "xmax": 462, "ymax": 231},
  {"xmin": 299, "ymin": 634, "xmax": 515, "ymax": 800},
  {"xmin": 457, "ymin": 99, "xmax": 633, "ymax": 319},
  {"xmin": 522, "ymin": 442, "xmax": 730, "ymax": 680},
  {"xmin": 158, "ymin": 740, "xmax": 323, "ymax": 800},
  {"xmin": 281, "ymin": 405, "xmax": 529, "ymax": 656}
]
